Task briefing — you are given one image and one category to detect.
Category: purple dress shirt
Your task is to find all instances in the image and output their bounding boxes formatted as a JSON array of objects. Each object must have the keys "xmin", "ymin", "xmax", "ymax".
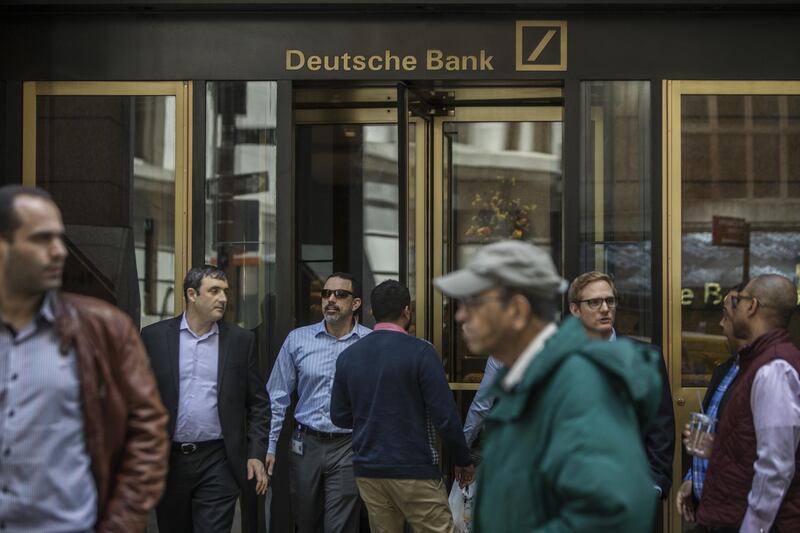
[{"xmin": 174, "ymin": 314, "xmax": 223, "ymax": 443}]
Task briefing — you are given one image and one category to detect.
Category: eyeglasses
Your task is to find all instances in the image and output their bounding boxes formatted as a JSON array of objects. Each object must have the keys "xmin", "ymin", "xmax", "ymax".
[
  {"xmin": 320, "ymin": 288, "xmax": 354, "ymax": 299},
  {"xmin": 575, "ymin": 297, "xmax": 617, "ymax": 310}
]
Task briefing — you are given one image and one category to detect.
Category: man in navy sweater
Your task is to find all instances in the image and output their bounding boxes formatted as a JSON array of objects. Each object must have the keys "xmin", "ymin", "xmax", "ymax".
[{"xmin": 331, "ymin": 280, "xmax": 475, "ymax": 533}]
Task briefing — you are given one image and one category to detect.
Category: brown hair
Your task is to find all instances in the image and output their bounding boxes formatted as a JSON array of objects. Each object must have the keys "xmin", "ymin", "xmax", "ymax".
[{"xmin": 568, "ymin": 271, "xmax": 618, "ymax": 303}]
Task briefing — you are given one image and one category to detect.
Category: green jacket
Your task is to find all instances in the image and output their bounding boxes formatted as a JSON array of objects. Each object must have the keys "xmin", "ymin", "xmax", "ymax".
[{"xmin": 473, "ymin": 317, "xmax": 662, "ymax": 533}]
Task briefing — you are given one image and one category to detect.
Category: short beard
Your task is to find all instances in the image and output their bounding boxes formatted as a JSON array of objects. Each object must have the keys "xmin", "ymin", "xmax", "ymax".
[{"xmin": 324, "ymin": 310, "xmax": 352, "ymax": 325}]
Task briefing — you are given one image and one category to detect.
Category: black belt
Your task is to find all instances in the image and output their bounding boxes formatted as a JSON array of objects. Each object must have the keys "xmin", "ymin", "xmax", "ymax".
[
  {"xmin": 296, "ymin": 422, "xmax": 350, "ymax": 440},
  {"xmin": 171, "ymin": 439, "xmax": 224, "ymax": 455}
]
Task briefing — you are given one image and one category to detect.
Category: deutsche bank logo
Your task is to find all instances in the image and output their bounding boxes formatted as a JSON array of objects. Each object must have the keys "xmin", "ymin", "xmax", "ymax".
[{"xmin": 515, "ymin": 21, "xmax": 567, "ymax": 71}]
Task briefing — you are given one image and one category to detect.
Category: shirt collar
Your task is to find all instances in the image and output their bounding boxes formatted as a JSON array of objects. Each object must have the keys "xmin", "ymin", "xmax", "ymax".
[
  {"xmin": 314, "ymin": 319, "xmax": 366, "ymax": 340},
  {"xmin": 180, "ymin": 313, "xmax": 219, "ymax": 339},
  {"xmin": 373, "ymin": 322, "xmax": 408, "ymax": 335},
  {"xmin": 39, "ymin": 291, "xmax": 57, "ymax": 324},
  {"xmin": 607, "ymin": 328, "xmax": 617, "ymax": 342},
  {"xmin": 0, "ymin": 291, "xmax": 56, "ymax": 340},
  {"xmin": 501, "ymin": 322, "xmax": 559, "ymax": 390}
]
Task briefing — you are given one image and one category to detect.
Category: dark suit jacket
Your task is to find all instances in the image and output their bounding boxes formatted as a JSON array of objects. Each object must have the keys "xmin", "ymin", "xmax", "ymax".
[
  {"xmin": 622, "ymin": 336, "xmax": 676, "ymax": 498},
  {"xmin": 141, "ymin": 316, "xmax": 270, "ymax": 488}
]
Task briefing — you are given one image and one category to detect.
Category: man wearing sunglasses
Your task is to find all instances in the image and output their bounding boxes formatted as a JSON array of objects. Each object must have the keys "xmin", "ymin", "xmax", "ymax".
[
  {"xmin": 696, "ymin": 274, "xmax": 800, "ymax": 533},
  {"xmin": 266, "ymin": 272, "xmax": 370, "ymax": 533},
  {"xmin": 568, "ymin": 271, "xmax": 675, "ymax": 533}
]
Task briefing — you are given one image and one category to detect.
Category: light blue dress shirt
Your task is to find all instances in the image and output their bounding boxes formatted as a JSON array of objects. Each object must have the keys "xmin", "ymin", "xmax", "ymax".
[
  {"xmin": 266, "ymin": 320, "xmax": 371, "ymax": 454},
  {"xmin": 0, "ymin": 293, "xmax": 97, "ymax": 532},
  {"xmin": 174, "ymin": 314, "xmax": 223, "ymax": 442},
  {"xmin": 463, "ymin": 356, "xmax": 503, "ymax": 447}
]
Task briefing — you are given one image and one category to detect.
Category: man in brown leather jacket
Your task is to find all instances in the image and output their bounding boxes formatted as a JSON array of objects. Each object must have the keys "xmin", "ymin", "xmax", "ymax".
[{"xmin": 0, "ymin": 185, "xmax": 169, "ymax": 532}]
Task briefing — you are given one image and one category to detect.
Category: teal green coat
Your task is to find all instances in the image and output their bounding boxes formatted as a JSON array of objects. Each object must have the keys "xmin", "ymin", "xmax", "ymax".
[{"xmin": 473, "ymin": 318, "xmax": 662, "ymax": 533}]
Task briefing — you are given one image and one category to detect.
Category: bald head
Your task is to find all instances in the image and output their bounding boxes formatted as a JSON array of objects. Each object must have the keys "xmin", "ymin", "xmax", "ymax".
[{"xmin": 746, "ymin": 274, "xmax": 797, "ymax": 328}]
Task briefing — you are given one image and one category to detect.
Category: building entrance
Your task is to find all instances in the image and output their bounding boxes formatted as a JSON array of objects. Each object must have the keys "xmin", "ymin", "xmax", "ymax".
[{"xmin": 293, "ymin": 82, "xmax": 563, "ymax": 468}]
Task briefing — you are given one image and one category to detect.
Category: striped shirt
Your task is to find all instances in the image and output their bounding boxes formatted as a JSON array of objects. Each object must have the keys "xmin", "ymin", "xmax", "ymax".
[
  {"xmin": 463, "ymin": 356, "xmax": 502, "ymax": 447},
  {"xmin": 689, "ymin": 359, "xmax": 740, "ymax": 499},
  {"xmin": 266, "ymin": 320, "xmax": 371, "ymax": 455},
  {"xmin": 0, "ymin": 293, "xmax": 97, "ymax": 532}
]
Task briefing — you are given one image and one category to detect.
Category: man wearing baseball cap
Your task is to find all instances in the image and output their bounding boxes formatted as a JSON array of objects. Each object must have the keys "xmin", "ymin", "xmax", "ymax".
[{"xmin": 435, "ymin": 240, "xmax": 662, "ymax": 532}]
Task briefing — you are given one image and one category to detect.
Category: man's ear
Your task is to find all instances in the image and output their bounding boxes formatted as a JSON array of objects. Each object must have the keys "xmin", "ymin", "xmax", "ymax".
[
  {"xmin": 569, "ymin": 302, "xmax": 580, "ymax": 318},
  {"xmin": 747, "ymin": 298, "xmax": 760, "ymax": 318},
  {"xmin": 351, "ymin": 297, "xmax": 362, "ymax": 313},
  {"xmin": 186, "ymin": 287, "xmax": 197, "ymax": 303}
]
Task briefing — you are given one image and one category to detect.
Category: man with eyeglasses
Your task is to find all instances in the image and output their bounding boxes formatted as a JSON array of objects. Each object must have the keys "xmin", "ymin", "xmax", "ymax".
[
  {"xmin": 435, "ymin": 241, "xmax": 662, "ymax": 532},
  {"xmin": 266, "ymin": 272, "xmax": 370, "ymax": 533},
  {"xmin": 695, "ymin": 274, "xmax": 800, "ymax": 533},
  {"xmin": 568, "ymin": 271, "xmax": 675, "ymax": 531}
]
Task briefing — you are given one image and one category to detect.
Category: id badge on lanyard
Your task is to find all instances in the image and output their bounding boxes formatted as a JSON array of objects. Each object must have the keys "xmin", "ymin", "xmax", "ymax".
[{"xmin": 291, "ymin": 427, "xmax": 304, "ymax": 456}]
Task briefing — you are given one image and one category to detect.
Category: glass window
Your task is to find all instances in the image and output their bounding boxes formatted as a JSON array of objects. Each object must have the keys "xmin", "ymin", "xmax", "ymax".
[
  {"xmin": 205, "ymin": 81, "xmax": 278, "ymax": 363},
  {"xmin": 446, "ymin": 116, "xmax": 563, "ymax": 382},
  {"xmin": 295, "ymin": 123, "xmax": 401, "ymax": 328},
  {"xmin": 680, "ymin": 93, "xmax": 800, "ymax": 386},
  {"xmin": 580, "ymin": 81, "xmax": 653, "ymax": 340},
  {"xmin": 35, "ymin": 93, "xmax": 178, "ymax": 329}
]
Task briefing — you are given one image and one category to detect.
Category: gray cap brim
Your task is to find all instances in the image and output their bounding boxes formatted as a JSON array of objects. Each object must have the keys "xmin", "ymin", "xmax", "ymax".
[{"xmin": 433, "ymin": 269, "xmax": 496, "ymax": 299}]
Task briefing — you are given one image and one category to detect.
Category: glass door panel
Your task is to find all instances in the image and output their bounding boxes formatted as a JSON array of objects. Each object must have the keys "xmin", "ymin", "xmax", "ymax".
[
  {"xmin": 665, "ymin": 81, "xmax": 800, "ymax": 532},
  {"xmin": 294, "ymin": 115, "xmax": 403, "ymax": 328},
  {"xmin": 23, "ymin": 82, "xmax": 191, "ymax": 329},
  {"xmin": 435, "ymin": 105, "xmax": 564, "ymax": 392}
]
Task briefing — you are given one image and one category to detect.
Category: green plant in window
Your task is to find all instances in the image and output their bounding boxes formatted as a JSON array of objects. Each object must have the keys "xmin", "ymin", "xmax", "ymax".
[{"xmin": 464, "ymin": 176, "xmax": 536, "ymax": 242}]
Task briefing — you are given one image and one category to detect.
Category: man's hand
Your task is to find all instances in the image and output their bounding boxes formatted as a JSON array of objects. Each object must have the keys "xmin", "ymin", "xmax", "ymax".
[
  {"xmin": 264, "ymin": 453, "xmax": 276, "ymax": 485},
  {"xmin": 454, "ymin": 464, "xmax": 475, "ymax": 488},
  {"xmin": 676, "ymin": 479, "xmax": 695, "ymax": 522},
  {"xmin": 247, "ymin": 458, "xmax": 268, "ymax": 495}
]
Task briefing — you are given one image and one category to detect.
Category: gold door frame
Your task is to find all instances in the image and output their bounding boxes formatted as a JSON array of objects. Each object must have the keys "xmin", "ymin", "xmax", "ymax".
[
  {"xmin": 662, "ymin": 80, "xmax": 800, "ymax": 533},
  {"xmin": 22, "ymin": 81, "xmax": 193, "ymax": 314},
  {"xmin": 432, "ymin": 105, "xmax": 564, "ymax": 390}
]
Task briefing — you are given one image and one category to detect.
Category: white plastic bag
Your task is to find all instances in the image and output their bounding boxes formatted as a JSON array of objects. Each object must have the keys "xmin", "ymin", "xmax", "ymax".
[{"xmin": 448, "ymin": 480, "xmax": 475, "ymax": 533}]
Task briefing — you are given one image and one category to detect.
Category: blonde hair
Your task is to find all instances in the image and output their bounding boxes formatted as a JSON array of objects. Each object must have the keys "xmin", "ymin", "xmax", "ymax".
[{"xmin": 568, "ymin": 271, "xmax": 618, "ymax": 303}]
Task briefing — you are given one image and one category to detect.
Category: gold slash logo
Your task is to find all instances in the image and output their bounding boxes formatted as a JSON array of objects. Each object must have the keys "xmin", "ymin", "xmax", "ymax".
[{"xmin": 516, "ymin": 21, "xmax": 567, "ymax": 71}]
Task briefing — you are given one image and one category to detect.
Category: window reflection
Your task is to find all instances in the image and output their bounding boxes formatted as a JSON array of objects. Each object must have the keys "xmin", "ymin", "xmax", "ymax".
[
  {"xmin": 447, "ymin": 119, "xmax": 563, "ymax": 382},
  {"xmin": 36, "ymin": 94, "xmax": 177, "ymax": 329},
  {"xmin": 681, "ymin": 94, "xmax": 800, "ymax": 386},
  {"xmin": 579, "ymin": 81, "xmax": 652, "ymax": 340},
  {"xmin": 295, "ymin": 123, "xmax": 402, "ymax": 328},
  {"xmin": 205, "ymin": 81, "xmax": 278, "ymax": 360}
]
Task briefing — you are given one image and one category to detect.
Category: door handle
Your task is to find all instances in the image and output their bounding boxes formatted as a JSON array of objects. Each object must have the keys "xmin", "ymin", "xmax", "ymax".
[{"xmin": 676, "ymin": 397, "xmax": 686, "ymax": 406}]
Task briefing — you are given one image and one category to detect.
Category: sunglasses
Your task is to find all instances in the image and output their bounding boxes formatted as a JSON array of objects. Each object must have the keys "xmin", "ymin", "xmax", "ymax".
[
  {"xmin": 320, "ymin": 289, "xmax": 355, "ymax": 299},
  {"xmin": 575, "ymin": 297, "xmax": 618, "ymax": 310}
]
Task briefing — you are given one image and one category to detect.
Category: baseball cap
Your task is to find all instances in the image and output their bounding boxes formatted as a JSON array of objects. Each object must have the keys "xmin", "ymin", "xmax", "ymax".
[{"xmin": 433, "ymin": 240, "xmax": 567, "ymax": 299}]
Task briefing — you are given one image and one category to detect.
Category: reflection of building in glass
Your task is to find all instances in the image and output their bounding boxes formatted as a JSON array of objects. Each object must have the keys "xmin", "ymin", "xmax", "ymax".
[
  {"xmin": 205, "ymin": 82, "xmax": 277, "ymax": 331},
  {"xmin": 451, "ymin": 121, "xmax": 563, "ymax": 269},
  {"xmin": 133, "ymin": 96, "xmax": 176, "ymax": 328},
  {"xmin": 681, "ymin": 94, "xmax": 800, "ymax": 385},
  {"xmin": 580, "ymin": 82, "xmax": 652, "ymax": 339}
]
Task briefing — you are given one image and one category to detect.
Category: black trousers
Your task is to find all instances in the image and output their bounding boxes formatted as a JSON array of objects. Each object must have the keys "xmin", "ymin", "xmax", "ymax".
[{"xmin": 157, "ymin": 441, "xmax": 240, "ymax": 533}]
